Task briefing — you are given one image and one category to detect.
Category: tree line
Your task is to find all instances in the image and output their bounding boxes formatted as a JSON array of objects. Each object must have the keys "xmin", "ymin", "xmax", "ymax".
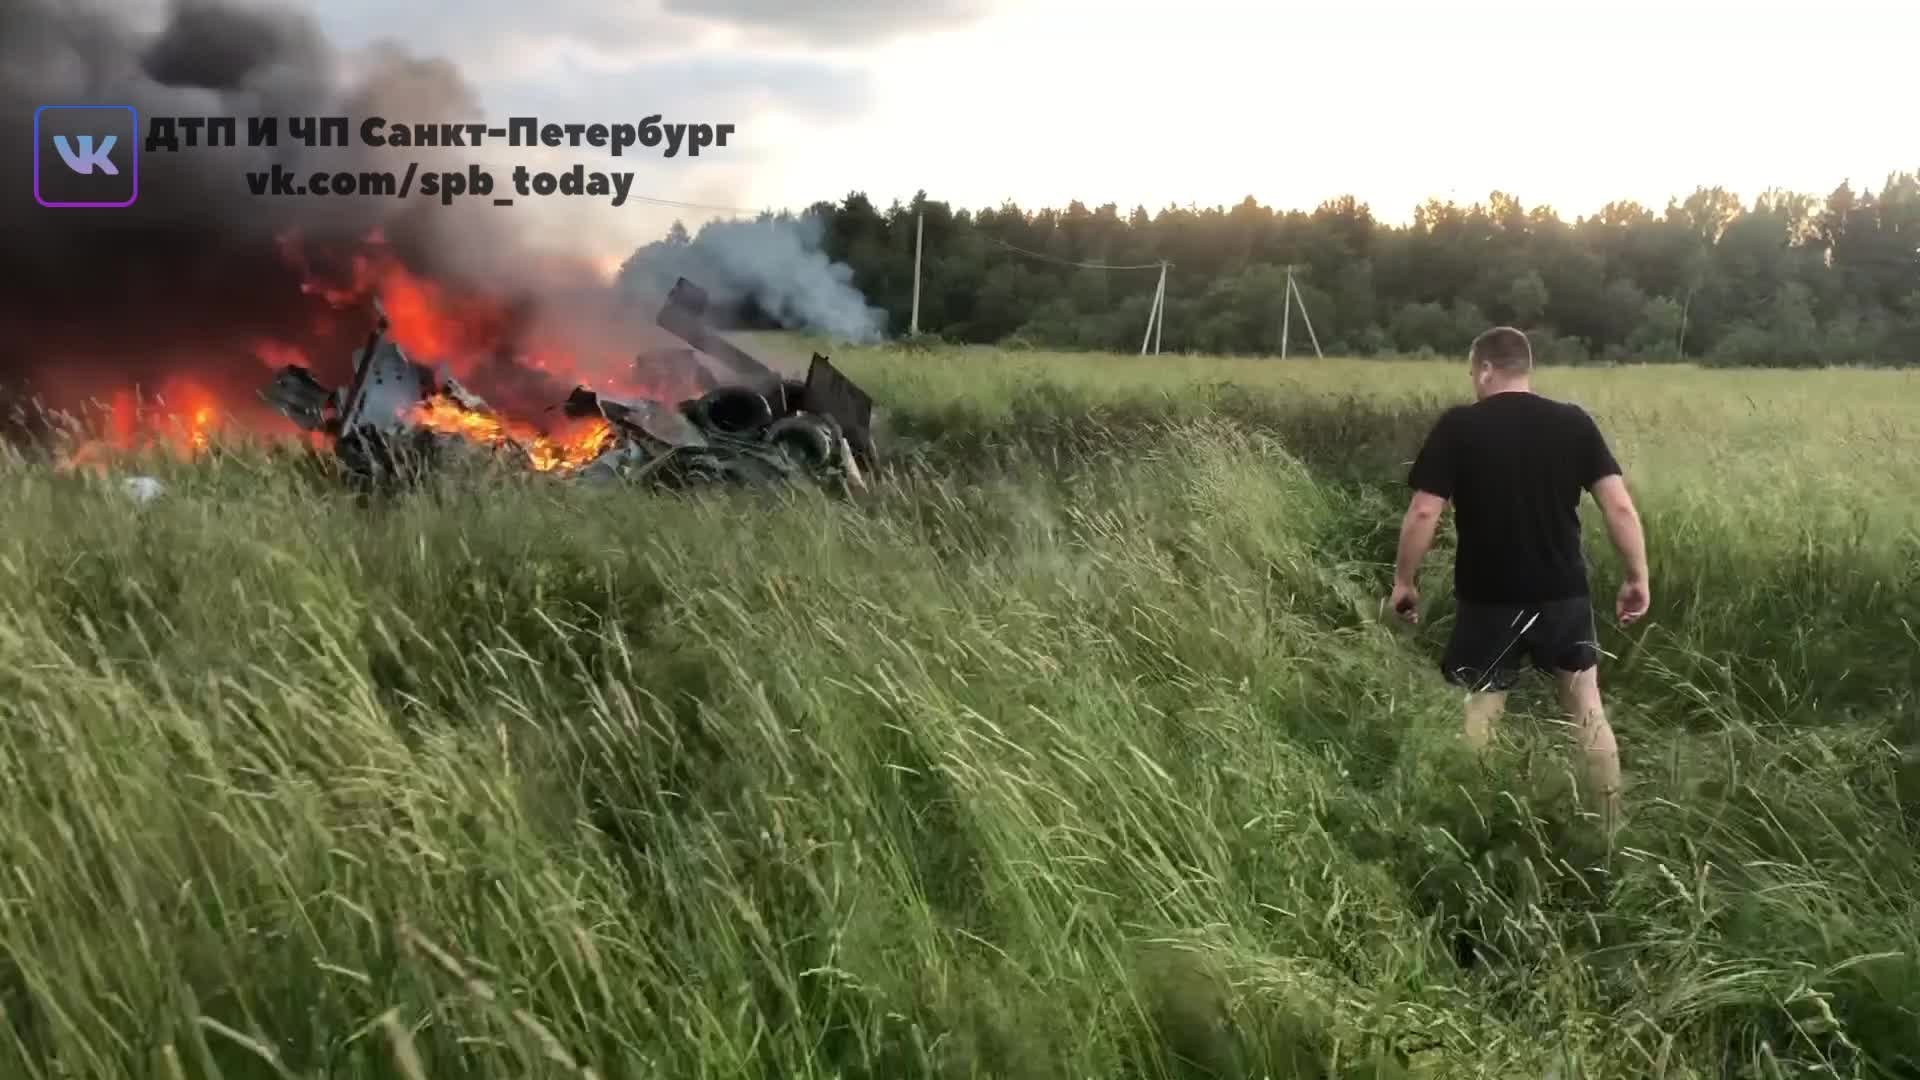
[{"xmin": 639, "ymin": 174, "xmax": 1920, "ymax": 365}]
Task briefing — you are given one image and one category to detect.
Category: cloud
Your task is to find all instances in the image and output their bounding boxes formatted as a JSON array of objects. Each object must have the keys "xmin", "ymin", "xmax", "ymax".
[
  {"xmin": 266, "ymin": 0, "xmax": 887, "ymax": 264},
  {"xmin": 468, "ymin": 51, "xmax": 876, "ymax": 222},
  {"xmin": 659, "ymin": 0, "xmax": 994, "ymax": 45},
  {"xmin": 298, "ymin": 2, "xmax": 881, "ymax": 137},
  {"xmin": 484, "ymin": 55, "xmax": 875, "ymax": 128},
  {"xmin": 297, "ymin": 0, "xmax": 879, "ymax": 120},
  {"xmin": 287, "ymin": 0, "xmax": 883, "ymax": 234},
  {"xmin": 302, "ymin": 0, "xmax": 713, "ymax": 75}
]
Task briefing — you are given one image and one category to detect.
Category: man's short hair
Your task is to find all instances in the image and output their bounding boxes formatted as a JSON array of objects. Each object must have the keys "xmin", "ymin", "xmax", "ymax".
[{"xmin": 1470, "ymin": 326, "xmax": 1533, "ymax": 373}]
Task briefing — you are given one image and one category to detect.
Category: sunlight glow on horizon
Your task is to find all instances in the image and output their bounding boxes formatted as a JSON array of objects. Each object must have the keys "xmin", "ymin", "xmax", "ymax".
[
  {"xmin": 404, "ymin": 0, "xmax": 1916, "ymax": 263},
  {"xmin": 761, "ymin": 0, "xmax": 1911, "ymax": 220}
]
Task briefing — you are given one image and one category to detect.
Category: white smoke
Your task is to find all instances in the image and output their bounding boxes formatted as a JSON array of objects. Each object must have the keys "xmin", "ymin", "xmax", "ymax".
[{"xmin": 617, "ymin": 214, "xmax": 888, "ymax": 343}]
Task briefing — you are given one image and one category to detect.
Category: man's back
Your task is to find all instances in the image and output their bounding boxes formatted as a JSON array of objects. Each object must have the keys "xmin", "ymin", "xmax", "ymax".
[
  {"xmin": 1407, "ymin": 390, "xmax": 1619, "ymax": 605},
  {"xmin": 1391, "ymin": 326, "xmax": 1645, "ymax": 836}
]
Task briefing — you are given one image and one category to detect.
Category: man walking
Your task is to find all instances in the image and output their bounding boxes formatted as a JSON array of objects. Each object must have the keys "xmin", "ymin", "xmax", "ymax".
[{"xmin": 1389, "ymin": 326, "xmax": 1649, "ymax": 830}]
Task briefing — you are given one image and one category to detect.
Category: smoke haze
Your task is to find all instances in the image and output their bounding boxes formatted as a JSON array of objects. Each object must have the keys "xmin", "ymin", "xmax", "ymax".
[{"xmin": 618, "ymin": 215, "xmax": 888, "ymax": 343}]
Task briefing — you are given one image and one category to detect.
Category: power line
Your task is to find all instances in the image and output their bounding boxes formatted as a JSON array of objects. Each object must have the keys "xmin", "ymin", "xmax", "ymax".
[
  {"xmin": 627, "ymin": 206, "xmax": 1170, "ymax": 276},
  {"xmin": 974, "ymin": 235, "xmax": 1169, "ymax": 351},
  {"xmin": 626, "ymin": 193, "xmax": 776, "ymax": 214},
  {"xmin": 981, "ymin": 234, "xmax": 1165, "ymax": 271}
]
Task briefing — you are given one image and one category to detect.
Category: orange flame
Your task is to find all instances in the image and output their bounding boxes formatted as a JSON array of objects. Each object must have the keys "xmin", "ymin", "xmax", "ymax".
[
  {"xmin": 406, "ymin": 396, "xmax": 614, "ymax": 473},
  {"xmin": 54, "ymin": 376, "xmax": 229, "ymax": 470},
  {"xmin": 252, "ymin": 339, "xmax": 309, "ymax": 369},
  {"xmin": 277, "ymin": 228, "xmax": 515, "ymax": 376},
  {"xmin": 527, "ymin": 419, "xmax": 616, "ymax": 473},
  {"xmin": 277, "ymin": 227, "xmax": 652, "ymax": 399},
  {"xmin": 47, "ymin": 229, "xmax": 661, "ymax": 474}
]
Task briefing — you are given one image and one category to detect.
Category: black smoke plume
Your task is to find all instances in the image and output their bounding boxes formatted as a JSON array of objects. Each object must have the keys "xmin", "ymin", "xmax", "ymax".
[{"xmin": 0, "ymin": 0, "xmax": 573, "ymax": 424}]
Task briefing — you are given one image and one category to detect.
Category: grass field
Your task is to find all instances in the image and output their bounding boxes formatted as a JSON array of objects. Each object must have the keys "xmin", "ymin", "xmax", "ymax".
[{"xmin": 2, "ymin": 344, "xmax": 1918, "ymax": 1079}]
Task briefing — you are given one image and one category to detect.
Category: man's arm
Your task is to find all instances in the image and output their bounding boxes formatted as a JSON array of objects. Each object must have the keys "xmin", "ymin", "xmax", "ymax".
[
  {"xmin": 1392, "ymin": 410, "xmax": 1457, "ymax": 622},
  {"xmin": 1573, "ymin": 408, "xmax": 1649, "ymax": 623},
  {"xmin": 1394, "ymin": 490, "xmax": 1448, "ymax": 589},
  {"xmin": 1590, "ymin": 474, "xmax": 1650, "ymax": 622},
  {"xmin": 1590, "ymin": 474, "xmax": 1646, "ymax": 581}
]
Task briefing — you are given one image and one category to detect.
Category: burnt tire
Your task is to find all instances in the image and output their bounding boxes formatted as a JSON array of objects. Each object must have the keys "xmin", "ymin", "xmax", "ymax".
[
  {"xmin": 693, "ymin": 386, "xmax": 774, "ymax": 434},
  {"xmin": 766, "ymin": 415, "xmax": 838, "ymax": 468}
]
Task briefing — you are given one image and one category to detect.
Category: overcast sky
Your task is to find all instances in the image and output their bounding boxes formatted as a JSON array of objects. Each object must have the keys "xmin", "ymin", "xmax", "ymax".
[{"xmin": 301, "ymin": 0, "xmax": 1913, "ymax": 266}]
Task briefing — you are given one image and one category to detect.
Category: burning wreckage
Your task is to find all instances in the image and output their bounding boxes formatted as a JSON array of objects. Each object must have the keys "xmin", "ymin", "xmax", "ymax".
[{"xmin": 258, "ymin": 278, "xmax": 877, "ymax": 492}]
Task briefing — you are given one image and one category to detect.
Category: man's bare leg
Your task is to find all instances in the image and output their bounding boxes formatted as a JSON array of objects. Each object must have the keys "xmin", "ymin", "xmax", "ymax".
[
  {"xmin": 1554, "ymin": 667, "xmax": 1623, "ymax": 832},
  {"xmin": 1464, "ymin": 691, "xmax": 1505, "ymax": 750}
]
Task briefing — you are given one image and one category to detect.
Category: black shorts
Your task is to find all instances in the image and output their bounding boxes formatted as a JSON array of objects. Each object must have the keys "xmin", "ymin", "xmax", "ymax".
[{"xmin": 1441, "ymin": 596, "xmax": 1599, "ymax": 692}]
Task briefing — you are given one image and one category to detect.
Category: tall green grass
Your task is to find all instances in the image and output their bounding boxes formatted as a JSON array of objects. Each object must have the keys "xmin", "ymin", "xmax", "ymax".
[{"xmin": 1, "ymin": 346, "xmax": 1916, "ymax": 1078}]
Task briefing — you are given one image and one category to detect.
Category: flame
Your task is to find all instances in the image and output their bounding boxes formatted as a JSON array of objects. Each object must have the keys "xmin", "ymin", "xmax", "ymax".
[
  {"xmin": 41, "ymin": 228, "xmax": 677, "ymax": 475},
  {"xmin": 382, "ymin": 260, "xmax": 515, "ymax": 362},
  {"xmin": 188, "ymin": 406, "xmax": 214, "ymax": 452},
  {"xmin": 51, "ymin": 374, "xmax": 232, "ymax": 470},
  {"xmin": 406, "ymin": 396, "xmax": 614, "ymax": 473},
  {"xmin": 278, "ymin": 228, "xmax": 651, "ymax": 399},
  {"xmin": 277, "ymin": 228, "xmax": 514, "ymax": 372},
  {"xmin": 252, "ymin": 339, "xmax": 309, "ymax": 369},
  {"xmin": 528, "ymin": 418, "xmax": 616, "ymax": 472}
]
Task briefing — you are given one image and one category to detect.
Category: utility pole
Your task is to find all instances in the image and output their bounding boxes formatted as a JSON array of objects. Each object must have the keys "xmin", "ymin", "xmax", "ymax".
[
  {"xmin": 1281, "ymin": 264, "xmax": 1292, "ymax": 359},
  {"xmin": 1140, "ymin": 260, "xmax": 1168, "ymax": 355},
  {"xmin": 1279, "ymin": 265, "xmax": 1324, "ymax": 359},
  {"xmin": 910, "ymin": 212, "xmax": 923, "ymax": 336},
  {"xmin": 1144, "ymin": 261, "xmax": 1159, "ymax": 353},
  {"xmin": 1289, "ymin": 270, "xmax": 1323, "ymax": 359}
]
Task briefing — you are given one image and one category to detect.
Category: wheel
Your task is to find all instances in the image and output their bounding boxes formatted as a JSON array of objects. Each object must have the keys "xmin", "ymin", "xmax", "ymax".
[
  {"xmin": 693, "ymin": 386, "xmax": 774, "ymax": 434},
  {"xmin": 765, "ymin": 415, "xmax": 836, "ymax": 468}
]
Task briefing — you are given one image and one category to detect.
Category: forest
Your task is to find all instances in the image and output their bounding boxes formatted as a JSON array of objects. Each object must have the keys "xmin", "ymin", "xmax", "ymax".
[{"xmin": 632, "ymin": 173, "xmax": 1920, "ymax": 365}]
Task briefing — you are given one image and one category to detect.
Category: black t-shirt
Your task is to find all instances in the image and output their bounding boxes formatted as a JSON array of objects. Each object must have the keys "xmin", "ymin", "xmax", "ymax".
[{"xmin": 1406, "ymin": 391, "xmax": 1622, "ymax": 605}]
